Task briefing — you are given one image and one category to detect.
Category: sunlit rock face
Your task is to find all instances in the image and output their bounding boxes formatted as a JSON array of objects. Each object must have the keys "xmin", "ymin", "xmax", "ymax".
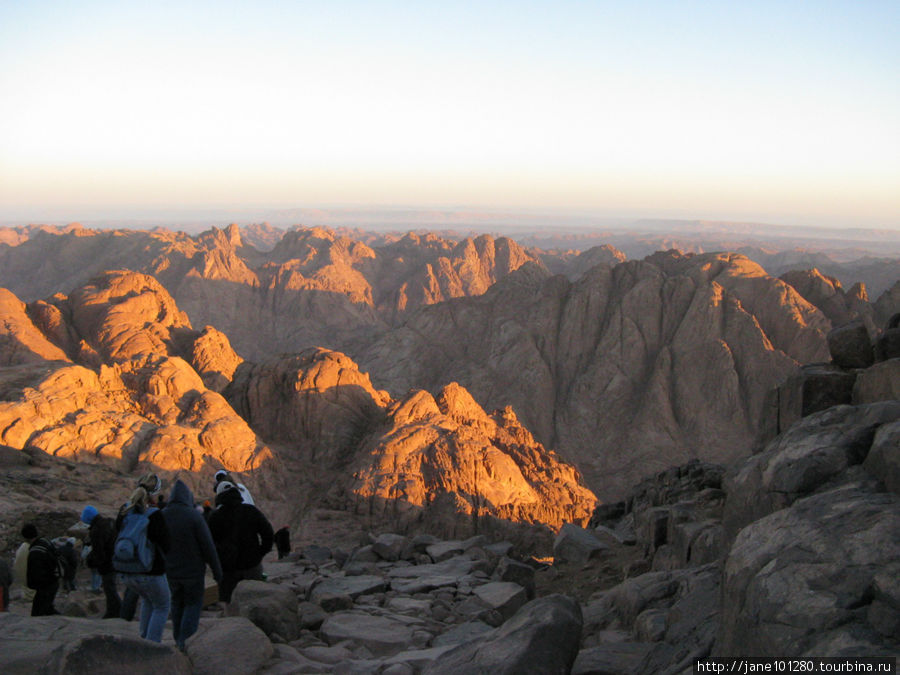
[
  {"xmin": 358, "ymin": 252, "xmax": 831, "ymax": 499},
  {"xmin": 351, "ymin": 382, "xmax": 597, "ymax": 539},
  {"xmin": 0, "ymin": 225, "xmax": 543, "ymax": 359},
  {"xmin": 0, "ymin": 274, "xmax": 272, "ymax": 499},
  {"xmin": 224, "ymin": 348, "xmax": 596, "ymax": 542},
  {"xmin": 0, "ymin": 275, "xmax": 594, "ymax": 542}
]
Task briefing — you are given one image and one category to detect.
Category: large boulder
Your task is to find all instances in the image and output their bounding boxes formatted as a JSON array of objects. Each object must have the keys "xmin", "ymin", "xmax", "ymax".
[
  {"xmin": 423, "ymin": 594, "xmax": 583, "ymax": 675},
  {"xmin": 863, "ymin": 420, "xmax": 900, "ymax": 495},
  {"xmin": 185, "ymin": 617, "xmax": 274, "ymax": 675},
  {"xmin": 723, "ymin": 402, "xmax": 900, "ymax": 539},
  {"xmin": 319, "ymin": 611, "xmax": 418, "ymax": 657},
  {"xmin": 553, "ymin": 523, "xmax": 606, "ymax": 564},
  {"xmin": 718, "ymin": 485, "xmax": 900, "ymax": 657},
  {"xmin": 228, "ymin": 580, "xmax": 300, "ymax": 641},
  {"xmin": 853, "ymin": 359, "xmax": 900, "ymax": 405},
  {"xmin": 0, "ymin": 614, "xmax": 189, "ymax": 674},
  {"xmin": 827, "ymin": 321, "xmax": 874, "ymax": 369}
]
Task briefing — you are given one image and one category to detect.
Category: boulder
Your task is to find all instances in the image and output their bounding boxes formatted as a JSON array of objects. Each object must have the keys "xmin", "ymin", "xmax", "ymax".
[
  {"xmin": 319, "ymin": 611, "xmax": 417, "ymax": 657},
  {"xmin": 432, "ymin": 621, "xmax": 494, "ymax": 647},
  {"xmin": 50, "ymin": 634, "xmax": 192, "ymax": 675},
  {"xmin": 310, "ymin": 575, "xmax": 387, "ymax": 602},
  {"xmin": 0, "ymin": 614, "xmax": 190, "ymax": 674},
  {"xmin": 723, "ymin": 402, "xmax": 900, "ymax": 539},
  {"xmin": 553, "ymin": 523, "xmax": 606, "ymax": 564},
  {"xmin": 863, "ymin": 420, "xmax": 900, "ymax": 495},
  {"xmin": 186, "ymin": 617, "xmax": 274, "ymax": 675},
  {"xmin": 874, "ymin": 327, "xmax": 900, "ymax": 361},
  {"xmin": 718, "ymin": 486, "xmax": 900, "ymax": 657},
  {"xmin": 853, "ymin": 359, "xmax": 900, "ymax": 405},
  {"xmin": 423, "ymin": 594, "xmax": 582, "ymax": 675},
  {"xmin": 495, "ymin": 557, "xmax": 535, "ymax": 598},
  {"xmin": 472, "ymin": 582, "xmax": 528, "ymax": 622},
  {"xmin": 372, "ymin": 533, "xmax": 411, "ymax": 562},
  {"xmin": 572, "ymin": 643, "xmax": 655, "ymax": 675},
  {"xmin": 228, "ymin": 580, "xmax": 300, "ymax": 641},
  {"xmin": 827, "ymin": 321, "xmax": 874, "ymax": 369}
]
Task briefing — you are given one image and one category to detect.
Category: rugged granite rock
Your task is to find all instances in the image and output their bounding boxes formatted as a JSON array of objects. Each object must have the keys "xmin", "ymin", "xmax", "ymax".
[
  {"xmin": 359, "ymin": 252, "xmax": 829, "ymax": 498},
  {"xmin": 225, "ymin": 348, "xmax": 597, "ymax": 544},
  {"xmin": 780, "ymin": 268, "xmax": 875, "ymax": 332},
  {"xmin": 1, "ymin": 276, "xmax": 595, "ymax": 545}
]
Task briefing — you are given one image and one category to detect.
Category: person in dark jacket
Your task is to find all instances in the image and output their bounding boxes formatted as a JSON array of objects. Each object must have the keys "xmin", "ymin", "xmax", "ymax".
[
  {"xmin": 22, "ymin": 523, "xmax": 59, "ymax": 616},
  {"xmin": 116, "ymin": 487, "xmax": 170, "ymax": 642},
  {"xmin": 81, "ymin": 505, "xmax": 121, "ymax": 618},
  {"xmin": 274, "ymin": 526, "xmax": 291, "ymax": 559},
  {"xmin": 162, "ymin": 479, "xmax": 223, "ymax": 649},
  {"xmin": 207, "ymin": 482, "xmax": 274, "ymax": 602}
]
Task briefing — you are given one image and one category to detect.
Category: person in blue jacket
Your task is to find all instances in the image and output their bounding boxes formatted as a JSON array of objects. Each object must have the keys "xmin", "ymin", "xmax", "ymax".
[{"xmin": 162, "ymin": 478, "xmax": 223, "ymax": 650}]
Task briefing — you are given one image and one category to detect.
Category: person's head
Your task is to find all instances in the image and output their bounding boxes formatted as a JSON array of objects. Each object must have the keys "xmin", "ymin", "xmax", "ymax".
[
  {"xmin": 137, "ymin": 473, "xmax": 162, "ymax": 496},
  {"xmin": 80, "ymin": 505, "xmax": 99, "ymax": 525},
  {"xmin": 214, "ymin": 470, "xmax": 234, "ymax": 485},
  {"xmin": 21, "ymin": 523, "xmax": 38, "ymax": 541}
]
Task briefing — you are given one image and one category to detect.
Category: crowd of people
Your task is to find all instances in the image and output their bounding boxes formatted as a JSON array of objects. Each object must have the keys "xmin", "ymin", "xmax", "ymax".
[{"xmin": 3, "ymin": 470, "xmax": 290, "ymax": 650}]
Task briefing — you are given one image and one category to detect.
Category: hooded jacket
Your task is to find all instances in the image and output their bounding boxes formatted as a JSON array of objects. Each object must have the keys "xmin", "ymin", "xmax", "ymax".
[
  {"xmin": 207, "ymin": 486, "xmax": 274, "ymax": 572},
  {"xmin": 86, "ymin": 514, "xmax": 117, "ymax": 575},
  {"xmin": 162, "ymin": 479, "xmax": 223, "ymax": 581}
]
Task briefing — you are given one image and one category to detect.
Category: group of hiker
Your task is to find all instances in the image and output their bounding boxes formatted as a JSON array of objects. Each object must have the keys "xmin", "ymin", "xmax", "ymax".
[{"xmin": 6, "ymin": 469, "xmax": 290, "ymax": 650}]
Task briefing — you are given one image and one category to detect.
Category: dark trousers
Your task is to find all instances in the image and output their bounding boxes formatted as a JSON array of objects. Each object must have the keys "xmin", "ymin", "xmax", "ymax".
[
  {"xmin": 169, "ymin": 576, "xmax": 206, "ymax": 649},
  {"xmin": 120, "ymin": 585, "xmax": 139, "ymax": 621},
  {"xmin": 219, "ymin": 564, "xmax": 263, "ymax": 603},
  {"xmin": 101, "ymin": 571, "xmax": 121, "ymax": 618},
  {"xmin": 31, "ymin": 581, "xmax": 59, "ymax": 616}
]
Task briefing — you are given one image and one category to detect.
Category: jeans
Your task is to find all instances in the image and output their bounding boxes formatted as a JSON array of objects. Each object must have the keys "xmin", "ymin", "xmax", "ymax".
[
  {"xmin": 121, "ymin": 574, "xmax": 170, "ymax": 642},
  {"xmin": 169, "ymin": 576, "xmax": 205, "ymax": 649}
]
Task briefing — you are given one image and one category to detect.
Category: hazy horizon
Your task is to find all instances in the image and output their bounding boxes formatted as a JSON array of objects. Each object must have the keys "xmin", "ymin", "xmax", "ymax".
[{"xmin": 2, "ymin": 2, "xmax": 898, "ymax": 230}]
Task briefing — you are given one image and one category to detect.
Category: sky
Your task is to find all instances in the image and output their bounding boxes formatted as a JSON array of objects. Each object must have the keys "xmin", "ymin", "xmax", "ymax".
[{"xmin": 1, "ymin": 1, "xmax": 898, "ymax": 229}]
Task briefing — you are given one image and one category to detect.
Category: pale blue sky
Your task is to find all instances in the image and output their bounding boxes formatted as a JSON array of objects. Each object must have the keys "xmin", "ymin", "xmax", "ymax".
[{"xmin": 1, "ymin": 1, "xmax": 898, "ymax": 228}]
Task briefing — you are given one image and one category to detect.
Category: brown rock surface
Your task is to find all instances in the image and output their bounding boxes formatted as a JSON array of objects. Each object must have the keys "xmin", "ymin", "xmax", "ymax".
[{"xmin": 357, "ymin": 253, "xmax": 830, "ymax": 499}]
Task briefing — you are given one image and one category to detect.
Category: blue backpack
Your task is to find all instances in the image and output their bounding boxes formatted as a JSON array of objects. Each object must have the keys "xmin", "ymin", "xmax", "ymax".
[{"xmin": 113, "ymin": 506, "xmax": 157, "ymax": 573}]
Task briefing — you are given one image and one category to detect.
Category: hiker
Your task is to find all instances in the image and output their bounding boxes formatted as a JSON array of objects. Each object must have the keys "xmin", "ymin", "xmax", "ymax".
[
  {"xmin": 213, "ymin": 469, "xmax": 255, "ymax": 506},
  {"xmin": 274, "ymin": 526, "xmax": 291, "ymax": 559},
  {"xmin": 162, "ymin": 478, "xmax": 223, "ymax": 650},
  {"xmin": 81, "ymin": 505, "xmax": 122, "ymax": 618},
  {"xmin": 51, "ymin": 537, "xmax": 78, "ymax": 592},
  {"xmin": 119, "ymin": 473, "xmax": 164, "ymax": 622},
  {"xmin": 207, "ymin": 481, "xmax": 273, "ymax": 602},
  {"xmin": 115, "ymin": 486, "xmax": 170, "ymax": 642},
  {"xmin": 22, "ymin": 523, "xmax": 60, "ymax": 616}
]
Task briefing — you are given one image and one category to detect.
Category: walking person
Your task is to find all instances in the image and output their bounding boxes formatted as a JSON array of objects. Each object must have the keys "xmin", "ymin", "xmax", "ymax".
[
  {"xmin": 213, "ymin": 470, "xmax": 256, "ymax": 505},
  {"xmin": 22, "ymin": 524, "xmax": 60, "ymax": 616},
  {"xmin": 81, "ymin": 505, "xmax": 122, "ymax": 618},
  {"xmin": 115, "ymin": 486, "xmax": 170, "ymax": 642},
  {"xmin": 162, "ymin": 478, "xmax": 223, "ymax": 650},
  {"xmin": 119, "ymin": 473, "xmax": 164, "ymax": 621},
  {"xmin": 207, "ymin": 481, "xmax": 273, "ymax": 602}
]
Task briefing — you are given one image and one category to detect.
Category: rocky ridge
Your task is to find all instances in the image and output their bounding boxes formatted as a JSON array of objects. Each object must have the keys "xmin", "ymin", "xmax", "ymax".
[{"xmin": 0, "ymin": 273, "xmax": 596, "ymax": 548}]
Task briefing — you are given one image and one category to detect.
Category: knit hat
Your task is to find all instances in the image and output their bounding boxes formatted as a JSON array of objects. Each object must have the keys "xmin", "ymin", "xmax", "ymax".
[
  {"xmin": 215, "ymin": 481, "xmax": 236, "ymax": 496},
  {"xmin": 214, "ymin": 470, "xmax": 229, "ymax": 482},
  {"xmin": 81, "ymin": 505, "xmax": 99, "ymax": 525}
]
